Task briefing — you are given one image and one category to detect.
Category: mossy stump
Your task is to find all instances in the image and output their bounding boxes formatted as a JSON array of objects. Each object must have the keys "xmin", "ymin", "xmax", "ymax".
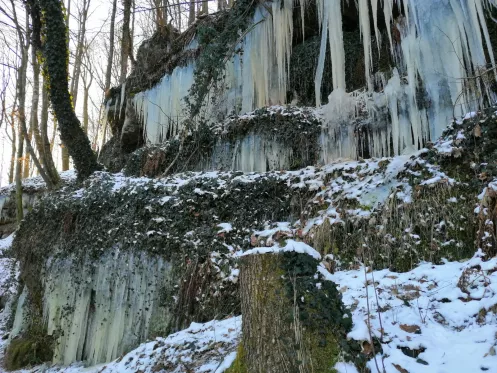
[{"xmin": 231, "ymin": 251, "xmax": 352, "ymax": 373}]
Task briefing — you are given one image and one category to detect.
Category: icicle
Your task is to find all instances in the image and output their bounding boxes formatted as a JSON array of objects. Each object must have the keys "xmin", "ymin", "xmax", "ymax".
[
  {"xmin": 315, "ymin": 0, "xmax": 346, "ymax": 106},
  {"xmin": 383, "ymin": 0, "xmax": 394, "ymax": 51},
  {"xmin": 38, "ymin": 250, "xmax": 171, "ymax": 366},
  {"xmin": 0, "ymin": 196, "xmax": 6, "ymax": 222},
  {"xmin": 358, "ymin": 0, "xmax": 373, "ymax": 91},
  {"xmin": 328, "ymin": 0, "xmax": 346, "ymax": 91},
  {"xmin": 371, "ymin": 0, "xmax": 381, "ymax": 52},
  {"xmin": 314, "ymin": 0, "xmax": 329, "ymax": 107},
  {"xmin": 119, "ymin": 81, "xmax": 126, "ymax": 118},
  {"xmin": 10, "ymin": 287, "xmax": 28, "ymax": 339}
]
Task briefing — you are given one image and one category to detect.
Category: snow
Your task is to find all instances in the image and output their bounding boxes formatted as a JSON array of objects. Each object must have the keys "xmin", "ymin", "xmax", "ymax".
[
  {"xmin": 334, "ymin": 362, "xmax": 359, "ymax": 373},
  {"xmin": 240, "ymin": 239, "xmax": 322, "ymax": 260},
  {"xmin": 0, "ymin": 170, "xmax": 77, "ymax": 196},
  {"xmin": 12, "ymin": 250, "xmax": 497, "ymax": 373},
  {"xmin": 0, "ymin": 234, "xmax": 14, "ymax": 254},
  {"xmin": 15, "ymin": 317, "xmax": 242, "ymax": 373},
  {"xmin": 217, "ymin": 223, "xmax": 233, "ymax": 233},
  {"xmin": 321, "ymin": 252, "xmax": 497, "ymax": 373},
  {"xmin": 464, "ymin": 111, "xmax": 478, "ymax": 120},
  {"xmin": 0, "ymin": 235, "xmax": 16, "ymax": 303},
  {"xmin": 1, "ymin": 121, "xmax": 492, "ymax": 372}
]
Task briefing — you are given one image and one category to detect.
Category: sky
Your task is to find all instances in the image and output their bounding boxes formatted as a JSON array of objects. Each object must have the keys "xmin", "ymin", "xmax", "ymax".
[{"xmin": 0, "ymin": 0, "xmax": 221, "ymax": 187}]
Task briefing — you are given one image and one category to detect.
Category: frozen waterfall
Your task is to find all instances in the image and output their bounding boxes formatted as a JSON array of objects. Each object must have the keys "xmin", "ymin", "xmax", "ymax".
[
  {"xmin": 9, "ymin": 250, "xmax": 172, "ymax": 366},
  {"xmin": 127, "ymin": 0, "xmax": 497, "ymax": 162}
]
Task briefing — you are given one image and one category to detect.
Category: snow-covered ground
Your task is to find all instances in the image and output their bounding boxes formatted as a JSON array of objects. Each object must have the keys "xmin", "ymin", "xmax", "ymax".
[
  {"xmin": 326, "ymin": 250, "xmax": 497, "ymax": 373},
  {"xmin": 2, "ymin": 247, "xmax": 494, "ymax": 373}
]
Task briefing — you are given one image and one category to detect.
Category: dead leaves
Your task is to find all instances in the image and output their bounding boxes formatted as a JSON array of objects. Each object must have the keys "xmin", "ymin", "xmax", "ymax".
[
  {"xmin": 400, "ymin": 324, "xmax": 421, "ymax": 334},
  {"xmin": 393, "ymin": 363, "xmax": 409, "ymax": 373}
]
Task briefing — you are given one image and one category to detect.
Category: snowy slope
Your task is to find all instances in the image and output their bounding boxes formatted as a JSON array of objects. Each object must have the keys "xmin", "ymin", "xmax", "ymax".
[
  {"xmin": 7, "ymin": 250, "xmax": 496, "ymax": 373},
  {"xmin": 326, "ymin": 251, "xmax": 497, "ymax": 373}
]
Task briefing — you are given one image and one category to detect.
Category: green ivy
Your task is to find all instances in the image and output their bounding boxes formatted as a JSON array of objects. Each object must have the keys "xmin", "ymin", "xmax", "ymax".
[{"xmin": 185, "ymin": 0, "xmax": 257, "ymax": 119}]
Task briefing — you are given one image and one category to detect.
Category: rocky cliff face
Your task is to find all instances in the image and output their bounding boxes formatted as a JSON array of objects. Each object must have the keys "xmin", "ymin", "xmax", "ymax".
[
  {"xmin": 6, "ymin": 107, "xmax": 497, "ymax": 370},
  {"xmin": 4, "ymin": 0, "xmax": 497, "ymax": 371}
]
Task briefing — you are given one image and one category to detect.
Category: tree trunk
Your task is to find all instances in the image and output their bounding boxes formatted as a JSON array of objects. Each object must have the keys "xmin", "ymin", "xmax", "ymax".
[
  {"xmin": 38, "ymin": 0, "xmax": 101, "ymax": 180},
  {"xmin": 61, "ymin": 146, "xmax": 70, "ymax": 170},
  {"xmin": 231, "ymin": 250, "xmax": 352, "ymax": 373},
  {"xmin": 70, "ymin": 0, "xmax": 90, "ymax": 106},
  {"xmin": 30, "ymin": 46, "xmax": 43, "ymax": 165},
  {"xmin": 15, "ymin": 121, "xmax": 24, "ymax": 223},
  {"xmin": 8, "ymin": 122, "xmax": 16, "ymax": 185},
  {"xmin": 201, "ymin": 0, "xmax": 208, "ymax": 15},
  {"xmin": 22, "ymin": 127, "xmax": 32, "ymax": 179},
  {"xmin": 105, "ymin": 0, "xmax": 118, "ymax": 91},
  {"xmin": 82, "ymin": 73, "xmax": 91, "ymax": 133},
  {"xmin": 40, "ymin": 78, "xmax": 60, "ymax": 184},
  {"xmin": 188, "ymin": 0, "xmax": 195, "ymax": 25},
  {"xmin": 120, "ymin": 0, "xmax": 132, "ymax": 84},
  {"xmin": 15, "ymin": 22, "xmax": 27, "ymax": 221}
]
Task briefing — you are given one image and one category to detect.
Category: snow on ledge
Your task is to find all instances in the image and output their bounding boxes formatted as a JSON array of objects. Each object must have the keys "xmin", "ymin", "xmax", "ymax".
[{"xmin": 239, "ymin": 239, "xmax": 321, "ymax": 260}]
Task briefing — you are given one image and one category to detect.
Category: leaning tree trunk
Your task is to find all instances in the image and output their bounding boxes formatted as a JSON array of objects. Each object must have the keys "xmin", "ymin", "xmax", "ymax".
[
  {"xmin": 230, "ymin": 250, "xmax": 353, "ymax": 373},
  {"xmin": 38, "ymin": 0, "xmax": 100, "ymax": 180}
]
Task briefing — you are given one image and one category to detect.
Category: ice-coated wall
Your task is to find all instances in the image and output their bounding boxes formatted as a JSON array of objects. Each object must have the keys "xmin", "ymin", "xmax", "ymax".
[
  {"xmin": 318, "ymin": 0, "xmax": 497, "ymax": 159},
  {"xmin": 124, "ymin": 0, "xmax": 497, "ymax": 164},
  {"xmin": 203, "ymin": 132, "xmax": 294, "ymax": 173},
  {"xmin": 10, "ymin": 249, "xmax": 172, "ymax": 366},
  {"xmin": 130, "ymin": 1, "xmax": 295, "ymax": 145}
]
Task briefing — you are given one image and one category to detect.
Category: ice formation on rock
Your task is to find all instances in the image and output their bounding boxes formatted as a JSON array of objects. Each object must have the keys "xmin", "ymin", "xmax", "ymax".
[
  {"xmin": 134, "ymin": 1, "xmax": 296, "ymax": 145},
  {"xmin": 13, "ymin": 250, "xmax": 172, "ymax": 366},
  {"xmin": 127, "ymin": 0, "xmax": 497, "ymax": 162},
  {"xmin": 318, "ymin": 0, "xmax": 497, "ymax": 159},
  {"xmin": 205, "ymin": 132, "xmax": 294, "ymax": 172}
]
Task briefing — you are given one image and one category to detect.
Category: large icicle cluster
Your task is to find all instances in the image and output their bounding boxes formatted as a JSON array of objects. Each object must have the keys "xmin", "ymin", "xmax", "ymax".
[
  {"xmin": 318, "ymin": 0, "xmax": 497, "ymax": 159},
  {"xmin": 35, "ymin": 250, "xmax": 170, "ymax": 366},
  {"xmin": 132, "ymin": 1, "xmax": 295, "ymax": 145},
  {"xmin": 130, "ymin": 0, "xmax": 497, "ymax": 162},
  {"xmin": 133, "ymin": 64, "xmax": 196, "ymax": 144}
]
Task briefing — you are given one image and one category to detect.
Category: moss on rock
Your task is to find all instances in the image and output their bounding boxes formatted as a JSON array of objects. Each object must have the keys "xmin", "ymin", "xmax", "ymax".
[
  {"xmin": 4, "ymin": 324, "xmax": 54, "ymax": 371},
  {"xmin": 236, "ymin": 251, "xmax": 355, "ymax": 372}
]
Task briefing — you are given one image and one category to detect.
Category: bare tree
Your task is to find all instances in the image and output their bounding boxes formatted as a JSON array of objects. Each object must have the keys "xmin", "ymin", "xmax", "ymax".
[
  {"xmin": 62, "ymin": 0, "xmax": 91, "ymax": 170},
  {"xmin": 40, "ymin": 76, "xmax": 60, "ymax": 183},
  {"xmin": 9, "ymin": 2, "xmax": 30, "ymax": 222},
  {"xmin": 32, "ymin": 0, "xmax": 101, "ymax": 180},
  {"xmin": 120, "ymin": 0, "xmax": 133, "ymax": 83},
  {"xmin": 105, "ymin": 0, "xmax": 118, "ymax": 92},
  {"xmin": 188, "ymin": 0, "xmax": 195, "ymax": 25},
  {"xmin": 69, "ymin": 0, "xmax": 90, "ymax": 106},
  {"xmin": 81, "ymin": 42, "xmax": 94, "ymax": 134}
]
